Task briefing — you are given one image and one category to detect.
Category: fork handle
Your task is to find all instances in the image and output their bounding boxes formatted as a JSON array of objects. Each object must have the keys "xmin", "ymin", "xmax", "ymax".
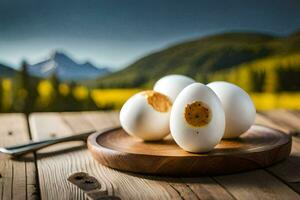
[
  {"xmin": 3, "ymin": 127, "xmax": 121, "ymax": 157},
  {"xmin": 5, "ymin": 130, "xmax": 96, "ymax": 156}
]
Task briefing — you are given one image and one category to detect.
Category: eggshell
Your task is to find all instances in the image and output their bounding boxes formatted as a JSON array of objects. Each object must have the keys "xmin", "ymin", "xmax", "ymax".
[
  {"xmin": 120, "ymin": 90, "xmax": 172, "ymax": 141},
  {"xmin": 154, "ymin": 74, "xmax": 195, "ymax": 102},
  {"xmin": 207, "ymin": 81, "xmax": 256, "ymax": 138},
  {"xmin": 170, "ymin": 83, "xmax": 225, "ymax": 153}
]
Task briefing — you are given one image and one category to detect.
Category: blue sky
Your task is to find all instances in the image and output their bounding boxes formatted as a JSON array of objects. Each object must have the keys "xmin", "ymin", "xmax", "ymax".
[{"xmin": 0, "ymin": 0, "xmax": 300, "ymax": 69}]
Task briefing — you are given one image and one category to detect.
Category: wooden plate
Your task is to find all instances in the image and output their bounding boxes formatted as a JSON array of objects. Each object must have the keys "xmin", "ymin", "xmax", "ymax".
[{"xmin": 87, "ymin": 125, "xmax": 291, "ymax": 176}]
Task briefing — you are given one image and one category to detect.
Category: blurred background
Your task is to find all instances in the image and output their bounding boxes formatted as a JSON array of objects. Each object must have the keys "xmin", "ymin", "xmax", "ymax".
[{"xmin": 0, "ymin": 0, "xmax": 299, "ymax": 113}]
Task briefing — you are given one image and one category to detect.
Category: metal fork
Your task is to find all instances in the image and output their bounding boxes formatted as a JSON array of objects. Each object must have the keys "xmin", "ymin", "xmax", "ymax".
[{"xmin": 0, "ymin": 127, "xmax": 119, "ymax": 157}]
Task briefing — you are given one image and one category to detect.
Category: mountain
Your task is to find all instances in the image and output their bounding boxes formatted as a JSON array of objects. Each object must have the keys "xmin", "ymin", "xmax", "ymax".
[
  {"xmin": 0, "ymin": 63, "xmax": 16, "ymax": 78},
  {"xmin": 96, "ymin": 31, "xmax": 300, "ymax": 88},
  {"xmin": 28, "ymin": 52, "xmax": 110, "ymax": 81}
]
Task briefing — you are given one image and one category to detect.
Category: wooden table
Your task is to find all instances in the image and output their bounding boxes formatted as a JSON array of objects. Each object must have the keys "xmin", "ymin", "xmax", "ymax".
[{"xmin": 1, "ymin": 110, "xmax": 300, "ymax": 200}]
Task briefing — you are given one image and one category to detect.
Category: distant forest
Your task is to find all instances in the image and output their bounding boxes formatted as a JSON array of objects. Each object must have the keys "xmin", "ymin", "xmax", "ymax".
[
  {"xmin": 0, "ymin": 61, "xmax": 101, "ymax": 113},
  {"xmin": 206, "ymin": 53, "xmax": 300, "ymax": 93}
]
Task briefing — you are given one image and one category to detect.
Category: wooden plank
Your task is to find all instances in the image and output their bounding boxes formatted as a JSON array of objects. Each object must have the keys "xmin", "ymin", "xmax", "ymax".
[
  {"xmin": 258, "ymin": 110, "xmax": 300, "ymax": 194},
  {"xmin": 29, "ymin": 112, "xmax": 86, "ymax": 155},
  {"xmin": 82, "ymin": 112, "xmax": 235, "ymax": 200},
  {"xmin": 29, "ymin": 112, "xmax": 84, "ymax": 199},
  {"xmin": 258, "ymin": 110, "xmax": 300, "ymax": 135},
  {"xmin": 29, "ymin": 111, "xmax": 234, "ymax": 199},
  {"xmin": 214, "ymin": 170, "xmax": 300, "ymax": 200},
  {"xmin": 291, "ymin": 137, "xmax": 300, "ymax": 154},
  {"xmin": 265, "ymin": 110, "xmax": 300, "ymax": 131},
  {"xmin": 0, "ymin": 114, "xmax": 38, "ymax": 200},
  {"xmin": 256, "ymin": 112, "xmax": 291, "ymax": 134},
  {"xmin": 268, "ymin": 137, "xmax": 300, "ymax": 182},
  {"xmin": 171, "ymin": 177, "xmax": 235, "ymax": 200},
  {"xmin": 211, "ymin": 111, "xmax": 300, "ymax": 199},
  {"xmin": 29, "ymin": 110, "xmax": 300, "ymax": 199}
]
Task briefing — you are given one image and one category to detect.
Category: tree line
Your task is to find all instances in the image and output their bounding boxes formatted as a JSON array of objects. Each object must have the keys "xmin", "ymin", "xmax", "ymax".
[
  {"xmin": 0, "ymin": 61, "xmax": 100, "ymax": 113},
  {"xmin": 205, "ymin": 64, "xmax": 300, "ymax": 93}
]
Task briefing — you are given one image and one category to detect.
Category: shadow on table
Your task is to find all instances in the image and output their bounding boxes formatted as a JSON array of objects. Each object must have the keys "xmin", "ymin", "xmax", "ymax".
[
  {"xmin": 35, "ymin": 144, "xmax": 87, "ymax": 158},
  {"xmin": 9, "ymin": 143, "xmax": 86, "ymax": 161}
]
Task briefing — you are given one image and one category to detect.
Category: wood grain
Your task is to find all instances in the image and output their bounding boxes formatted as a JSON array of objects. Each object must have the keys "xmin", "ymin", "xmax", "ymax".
[
  {"xmin": 82, "ymin": 112, "xmax": 235, "ymax": 200},
  {"xmin": 214, "ymin": 170, "xmax": 300, "ymax": 200},
  {"xmin": 0, "ymin": 114, "xmax": 37, "ymax": 200},
  {"xmin": 256, "ymin": 110, "xmax": 300, "ymax": 135},
  {"xmin": 88, "ymin": 125, "xmax": 291, "ymax": 176},
  {"xmin": 27, "ymin": 110, "xmax": 300, "ymax": 199},
  {"xmin": 29, "ymin": 111, "xmax": 237, "ymax": 199},
  {"xmin": 29, "ymin": 112, "xmax": 85, "ymax": 200},
  {"xmin": 261, "ymin": 110, "xmax": 300, "ymax": 134},
  {"xmin": 211, "ymin": 110, "xmax": 300, "ymax": 199},
  {"xmin": 258, "ymin": 110, "xmax": 300, "ymax": 193}
]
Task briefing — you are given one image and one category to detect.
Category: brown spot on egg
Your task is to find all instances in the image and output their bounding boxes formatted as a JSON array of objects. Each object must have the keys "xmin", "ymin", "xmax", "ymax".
[
  {"xmin": 141, "ymin": 90, "xmax": 172, "ymax": 112},
  {"xmin": 184, "ymin": 101, "xmax": 211, "ymax": 127}
]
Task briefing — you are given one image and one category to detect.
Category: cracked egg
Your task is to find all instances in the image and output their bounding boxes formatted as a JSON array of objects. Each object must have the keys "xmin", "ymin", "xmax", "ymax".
[
  {"xmin": 170, "ymin": 83, "xmax": 225, "ymax": 153},
  {"xmin": 120, "ymin": 90, "xmax": 172, "ymax": 141}
]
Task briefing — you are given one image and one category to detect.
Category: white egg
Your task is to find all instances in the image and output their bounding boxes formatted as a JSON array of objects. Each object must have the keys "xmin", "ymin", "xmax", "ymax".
[
  {"xmin": 120, "ymin": 90, "xmax": 172, "ymax": 141},
  {"xmin": 153, "ymin": 74, "xmax": 195, "ymax": 102},
  {"xmin": 170, "ymin": 83, "xmax": 225, "ymax": 153},
  {"xmin": 207, "ymin": 81, "xmax": 256, "ymax": 138}
]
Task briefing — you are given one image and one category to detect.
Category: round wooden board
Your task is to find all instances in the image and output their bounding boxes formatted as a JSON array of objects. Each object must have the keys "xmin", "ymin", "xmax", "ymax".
[{"xmin": 88, "ymin": 125, "xmax": 291, "ymax": 176}]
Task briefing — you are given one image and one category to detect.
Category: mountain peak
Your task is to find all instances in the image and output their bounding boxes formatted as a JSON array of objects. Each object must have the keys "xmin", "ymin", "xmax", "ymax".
[
  {"xmin": 52, "ymin": 50, "xmax": 67, "ymax": 57},
  {"xmin": 82, "ymin": 61, "xmax": 93, "ymax": 67},
  {"xmin": 29, "ymin": 51, "xmax": 111, "ymax": 81},
  {"xmin": 51, "ymin": 51, "xmax": 73, "ymax": 63}
]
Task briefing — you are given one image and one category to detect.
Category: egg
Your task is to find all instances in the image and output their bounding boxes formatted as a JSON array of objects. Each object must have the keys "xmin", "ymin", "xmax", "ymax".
[
  {"xmin": 120, "ymin": 90, "xmax": 172, "ymax": 141},
  {"xmin": 153, "ymin": 74, "xmax": 195, "ymax": 102},
  {"xmin": 170, "ymin": 83, "xmax": 225, "ymax": 153},
  {"xmin": 207, "ymin": 81, "xmax": 256, "ymax": 138}
]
